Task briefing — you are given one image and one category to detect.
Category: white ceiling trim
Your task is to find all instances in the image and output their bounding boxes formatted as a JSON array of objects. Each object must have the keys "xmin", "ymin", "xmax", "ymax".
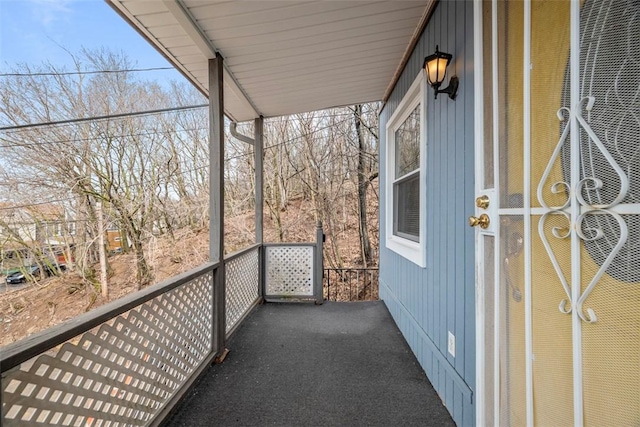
[{"xmin": 383, "ymin": 0, "xmax": 436, "ymax": 103}]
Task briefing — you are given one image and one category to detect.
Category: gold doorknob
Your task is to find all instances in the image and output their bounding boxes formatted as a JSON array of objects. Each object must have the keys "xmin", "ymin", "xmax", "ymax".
[
  {"xmin": 475, "ymin": 195, "xmax": 490, "ymax": 209},
  {"xmin": 469, "ymin": 213, "xmax": 490, "ymax": 229}
]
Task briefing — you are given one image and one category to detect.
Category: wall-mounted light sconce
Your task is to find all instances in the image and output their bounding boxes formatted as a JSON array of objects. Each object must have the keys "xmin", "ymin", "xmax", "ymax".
[{"xmin": 423, "ymin": 45, "xmax": 459, "ymax": 100}]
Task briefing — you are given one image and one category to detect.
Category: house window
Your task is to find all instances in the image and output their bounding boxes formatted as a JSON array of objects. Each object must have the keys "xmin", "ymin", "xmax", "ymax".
[
  {"xmin": 385, "ymin": 73, "xmax": 426, "ymax": 267},
  {"xmin": 393, "ymin": 104, "xmax": 421, "ymax": 241}
]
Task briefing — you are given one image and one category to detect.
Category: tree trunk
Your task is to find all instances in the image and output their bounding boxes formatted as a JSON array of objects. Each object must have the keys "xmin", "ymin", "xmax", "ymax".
[
  {"xmin": 130, "ymin": 229, "xmax": 153, "ymax": 289},
  {"xmin": 96, "ymin": 202, "xmax": 109, "ymax": 298},
  {"xmin": 354, "ymin": 105, "xmax": 372, "ymax": 265},
  {"xmin": 269, "ymin": 146, "xmax": 285, "ymax": 241},
  {"xmin": 119, "ymin": 211, "xmax": 153, "ymax": 289}
]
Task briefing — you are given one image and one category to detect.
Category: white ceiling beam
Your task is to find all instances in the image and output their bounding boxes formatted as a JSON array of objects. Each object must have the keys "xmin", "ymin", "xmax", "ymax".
[
  {"xmin": 162, "ymin": 0, "xmax": 217, "ymax": 58},
  {"xmin": 162, "ymin": 0, "xmax": 261, "ymax": 119}
]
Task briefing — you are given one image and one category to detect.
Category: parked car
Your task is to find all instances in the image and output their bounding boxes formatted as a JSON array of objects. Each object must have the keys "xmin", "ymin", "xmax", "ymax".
[{"xmin": 5, "ymin": 264, "xmax": 66, "ymax": 285}]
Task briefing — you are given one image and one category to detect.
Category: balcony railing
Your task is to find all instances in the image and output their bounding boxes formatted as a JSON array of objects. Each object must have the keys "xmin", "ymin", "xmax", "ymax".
[
  {"xmin": 1, "ymin": 231, "xmax": 323, "ymax": 426},
  {"xmin": 324, "ymin": 267, "xmax": 379, "ymax": 302},
  {"xmin": 1, "ymin": 262, "xmax": 218, "ymax": 427},
  {"xmin": 225, "ymin": 244, "xmax": 261, "ymax": 336}
]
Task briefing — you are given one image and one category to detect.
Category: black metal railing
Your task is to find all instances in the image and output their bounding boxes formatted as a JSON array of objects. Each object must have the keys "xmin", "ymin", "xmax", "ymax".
[{"xmin": 323, "ymin": 268, "xmax": 379, "ymax": 302}]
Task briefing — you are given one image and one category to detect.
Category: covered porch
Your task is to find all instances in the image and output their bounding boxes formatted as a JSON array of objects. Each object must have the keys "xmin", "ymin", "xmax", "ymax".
[
  {"xmin": 165, "ymin": 302, "xmax": 454, "ymax": 426},
  {"xmin": 1, "ymin": 1, "xmax": 458, "ymax": 426},
  {"xmin": 1, "ymin": 245, "xmax": 452, "ymax": 426}
]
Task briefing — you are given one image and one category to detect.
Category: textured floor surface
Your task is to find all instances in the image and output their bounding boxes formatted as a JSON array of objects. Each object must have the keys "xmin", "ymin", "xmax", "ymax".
[{"xmin": 164, "ymin": 301, "xmax": 455, "ymax": 427}]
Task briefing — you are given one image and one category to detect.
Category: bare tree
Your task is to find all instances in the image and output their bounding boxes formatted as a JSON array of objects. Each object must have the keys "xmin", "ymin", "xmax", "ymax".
[
  {"xmin": 1, "ymin": 47, "xmax": 381, "ymax": 305},
  {"xmin": 0, "ymin": 49, "xmax": 211, "ymax": 288},
  {"xmin": 353, "ymin": 104, "xmax": 379, "ymax": 265}
]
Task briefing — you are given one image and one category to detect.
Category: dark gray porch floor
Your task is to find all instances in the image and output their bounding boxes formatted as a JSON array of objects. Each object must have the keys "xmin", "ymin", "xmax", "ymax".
[{"xmin": 164, "ymin": 301, "xmax": 455, "ymax": 426}]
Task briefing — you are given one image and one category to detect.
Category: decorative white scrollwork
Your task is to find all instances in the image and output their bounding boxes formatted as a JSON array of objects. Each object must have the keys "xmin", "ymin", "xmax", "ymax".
[
  {"xmin": 537, "ymin": 210, "xmax": 573, "ymax": 314},
  {"xmin": 574, "ymin": 97, "xmax": 630, "ymax": 208},
  {"xmin": 537, "ymin": 106, "xmax": 572, "ymax": 211},
  {"xmin": 574, "ymin": 210, "xmax": 628, "ymax": 322},
  {"xmin": 537, "ymin": 97, "xmax": 630, "ymax": 323}
]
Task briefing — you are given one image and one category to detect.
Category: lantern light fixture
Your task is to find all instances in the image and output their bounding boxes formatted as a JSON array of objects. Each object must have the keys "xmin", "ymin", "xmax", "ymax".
[{"xmin": 423, "ymin": 45, "xmax": 459, "ymax": 100}]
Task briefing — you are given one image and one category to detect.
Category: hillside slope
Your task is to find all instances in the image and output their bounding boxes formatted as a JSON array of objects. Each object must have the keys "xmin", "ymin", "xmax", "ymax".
[{"xmin": 0, "ymin": 191, "xmax": 378, "ymax": 347}]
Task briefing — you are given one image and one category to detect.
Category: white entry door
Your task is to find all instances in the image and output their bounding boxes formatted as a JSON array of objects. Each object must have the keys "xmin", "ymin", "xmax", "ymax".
[{"xmin": 473, "ymin": 0, "xmax": 639, "ymax": 426}]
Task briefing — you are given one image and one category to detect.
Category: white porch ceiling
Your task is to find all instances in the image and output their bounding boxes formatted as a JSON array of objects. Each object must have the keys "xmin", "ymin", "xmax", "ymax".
[{"xmin": 107, "ymin": 0, "xmax": 430, "ymax": 122}]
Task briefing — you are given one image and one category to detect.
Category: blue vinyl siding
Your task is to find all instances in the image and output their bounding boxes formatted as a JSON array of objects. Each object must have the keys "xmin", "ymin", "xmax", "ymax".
[{"xmin": 379, "ymin": 1, "xmax": 475, "ymax": 425}]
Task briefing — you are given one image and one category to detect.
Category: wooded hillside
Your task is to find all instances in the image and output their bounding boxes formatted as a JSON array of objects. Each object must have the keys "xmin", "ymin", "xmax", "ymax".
[{"xmin": 0, "ymin": 50, "xmax": 379, "ymax": 343}]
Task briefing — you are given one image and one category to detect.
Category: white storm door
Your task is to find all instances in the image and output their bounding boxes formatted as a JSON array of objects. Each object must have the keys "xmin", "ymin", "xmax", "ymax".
[{"xmin": 475, "ymin": 1, "xmax": 640, "ymax": 426}]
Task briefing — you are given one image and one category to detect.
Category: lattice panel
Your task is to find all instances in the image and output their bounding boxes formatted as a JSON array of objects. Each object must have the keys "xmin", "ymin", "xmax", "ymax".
[
  {"xmin": 2, "ymin": 272, "xmax": 214, "ymax": 427},
  {"xmin": 265, "ymin": 246, "xmax": 314, "ymax": 296},
  {"xmin": 225, "ymin": 248, "xmax": 260, "ymax": 333}
]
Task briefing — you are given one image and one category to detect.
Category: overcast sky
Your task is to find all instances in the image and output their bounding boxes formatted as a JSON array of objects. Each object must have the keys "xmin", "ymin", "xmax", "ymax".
[{"xmin": 0, "ymin": 0, "xmax": 183, "ymax": 82}]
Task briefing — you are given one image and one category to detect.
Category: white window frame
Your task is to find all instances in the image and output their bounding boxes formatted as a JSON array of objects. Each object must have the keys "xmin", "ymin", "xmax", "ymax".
[
  {"xmin": 67, "ymin": 221, "xmax": 76, "ymax": 236},
  {"xmin": 385, "ymin": 73, "xmax": 427, "ymax": 267}
]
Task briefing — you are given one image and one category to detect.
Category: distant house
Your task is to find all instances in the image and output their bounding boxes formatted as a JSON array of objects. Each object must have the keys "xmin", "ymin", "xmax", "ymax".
[
  {"xmin": 0, "ymin": 203, "xmax": 75, "ymax": 266},
  {"xmin": 106, "ymin": 228, "xmax": 128, "ymax": 253}
]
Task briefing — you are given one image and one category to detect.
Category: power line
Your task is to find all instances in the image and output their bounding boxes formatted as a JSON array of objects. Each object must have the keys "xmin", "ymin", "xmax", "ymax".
[
  {"xmin": 0, "ymin": 119, "xmax": 346, "ymax": 159},
  {"xmin": 264, "ymin": 118, "xmax": 351, "ymax": 149},
  {"xmin": 1, "ymin": 127, "xmax": 209, "ymax": 149},
  {"xmin": 0, "ymin": 198, "xmax": 75, "ymax": 211},
  {"xmin": 0, "ymin": 67, "xmax": 174, "ymax": 77},
  {"xmin": 1, "ymin": 117, "xmax": 356, "ymax": 180},
  {"xmin": 1, "ymin": 104, "xmax": 360, "ymax": 134},
  {"xmin": 1, "ymin": 114, "xmax": 354, "ymax": 148},
  {"xmin": 0, "ymin": 116, "xmax": 357, "ymax": 211},
  {"xmin": 1, "ymin": 104, "xmax": 208, "ymax": 131}
]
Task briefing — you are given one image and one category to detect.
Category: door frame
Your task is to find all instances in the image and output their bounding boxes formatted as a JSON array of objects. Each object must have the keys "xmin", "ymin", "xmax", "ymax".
[
  {"xmin": 472, "ymin": 1, "xmax": 493, "ymax": 425},
  {"xmin": 472, "ymin": 1, "xmax": 482, "ymax": 423},
  {"xmin": 473, "ymin": 1, "xmax": 537, "ymax": 425},
  {"xmin": 475, "ymin": 0, "xmax": 639, "ymax": 424}
]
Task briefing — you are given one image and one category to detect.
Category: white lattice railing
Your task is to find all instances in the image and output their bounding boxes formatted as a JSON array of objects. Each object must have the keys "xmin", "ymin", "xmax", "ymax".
[
  {"xmin": 225, "ymin": 244, "xmax": 261, "ymax": 335},
  {"xmin": 262, "ymin": 224, "xmax": 324, "ymax": 303},
  {"xmin": 2, "ymin": 235, "xmax": 323, "ymax": 426},
  {"xmin": 1, "ymin": 263, "xmax": 218, "ymax": 427},
  {"xmin": 263, "ymin": 243, "xmax": 322, "ymax": 302}
]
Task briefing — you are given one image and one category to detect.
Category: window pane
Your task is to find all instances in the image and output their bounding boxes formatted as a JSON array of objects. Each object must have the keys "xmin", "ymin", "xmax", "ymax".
[
  {"xmin": 394, "ymin": 172, "xmax": 420, "ymax": 240},
  {"xmin": 395, "ymin": 104, "xmax": 421, "ymax": 178}
]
